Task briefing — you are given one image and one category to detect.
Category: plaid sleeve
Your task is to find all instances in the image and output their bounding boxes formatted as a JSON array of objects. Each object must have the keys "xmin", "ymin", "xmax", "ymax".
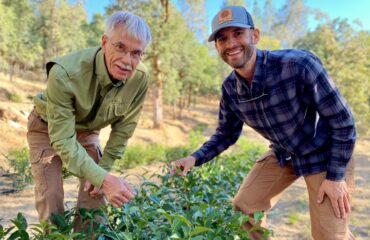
[
  {"xmin": 192, "ymin": 88, "xmax": 243, "ymax": 166},
  {"xmin": 301, "ymin": 54, "xmax": 356, "ymax": 181}
]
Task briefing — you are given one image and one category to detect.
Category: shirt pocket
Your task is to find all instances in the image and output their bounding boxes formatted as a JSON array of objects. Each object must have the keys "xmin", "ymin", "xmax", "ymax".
[
  {"xmin": 114, "ymin": 102, "xmax": 129, "ymax": 116},
  {"xmin": 30, "ymin": 148, "xmax": 57, "ymax": 164},
  {"xmin": 29, "ymin": 148, "xmax": 57, "ymax": 195},
  {"xmin": 106, "ymin": 102, "xmax": 129, "ymax": 121}
]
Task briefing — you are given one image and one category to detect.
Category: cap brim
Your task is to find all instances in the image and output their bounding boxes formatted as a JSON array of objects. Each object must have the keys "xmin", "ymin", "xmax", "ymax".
[{"xmin": 208, "ymin": 23, "xmax": 253, "ymax": 42}]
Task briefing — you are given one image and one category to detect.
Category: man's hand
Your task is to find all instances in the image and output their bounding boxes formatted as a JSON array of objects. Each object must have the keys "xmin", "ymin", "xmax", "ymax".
[
  {"xmin": 169, "ymin": 156, "xmax": 196, "ymax": 177},
  {"xmin": 84, "ymin": 181, "xmax": 104, "ymax": 199},
  {"xmin": 317, "ymin": 179, "xmax": 351, "ymax": 219},
  {"xmin": 101, "ymin": 174, "xmax": 136, "ymax": 208}
]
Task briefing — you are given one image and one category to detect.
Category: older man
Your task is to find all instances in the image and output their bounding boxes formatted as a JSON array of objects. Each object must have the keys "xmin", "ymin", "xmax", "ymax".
[{"xmin": 27, "ymin": 11, "xmax": 151, "ymax": 227}]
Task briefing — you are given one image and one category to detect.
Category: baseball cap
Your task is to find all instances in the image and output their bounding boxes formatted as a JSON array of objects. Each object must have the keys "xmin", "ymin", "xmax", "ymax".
[{"xmin": 208, "ymin": 6, "xmax": 254, "ymax": 42}]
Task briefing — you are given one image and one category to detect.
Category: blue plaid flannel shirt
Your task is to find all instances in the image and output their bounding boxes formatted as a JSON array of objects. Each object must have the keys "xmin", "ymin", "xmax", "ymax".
[{"xmin": 192, "ymin": 49, "xmax": 356, "ymax": 181}]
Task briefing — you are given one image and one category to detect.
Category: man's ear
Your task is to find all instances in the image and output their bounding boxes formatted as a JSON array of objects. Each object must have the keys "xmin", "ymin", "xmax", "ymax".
[
  {"xmin": 252, "ymin": 28, "xmax": 260, "ymax": 45},
  {"xmin": 101, "ymin": 34, "xmax": 108, "ymax": 50}
]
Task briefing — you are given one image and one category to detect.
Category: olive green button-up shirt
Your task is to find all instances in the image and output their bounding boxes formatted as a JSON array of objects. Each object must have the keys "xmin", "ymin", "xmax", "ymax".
[{"xmin": 34, "ymin": 47, "xmax": 149, "ymax": 188}]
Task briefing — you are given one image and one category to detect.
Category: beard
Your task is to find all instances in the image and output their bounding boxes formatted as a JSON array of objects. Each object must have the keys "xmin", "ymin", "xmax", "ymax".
[{"xmin": 220, "ymin": 44, "xmax": 255, "ymax": 69}]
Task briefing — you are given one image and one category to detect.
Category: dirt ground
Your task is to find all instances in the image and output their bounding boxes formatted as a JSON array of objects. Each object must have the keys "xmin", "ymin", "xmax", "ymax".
[{"xmin": 0, "ymin": 73, "xmax": 369, "ymax": 239}]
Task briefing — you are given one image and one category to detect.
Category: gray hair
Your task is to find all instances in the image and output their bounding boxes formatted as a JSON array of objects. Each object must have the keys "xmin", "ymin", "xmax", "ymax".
[{"xmin": 104, "ymin": 11, "xmax": 151, "ymax": 48}]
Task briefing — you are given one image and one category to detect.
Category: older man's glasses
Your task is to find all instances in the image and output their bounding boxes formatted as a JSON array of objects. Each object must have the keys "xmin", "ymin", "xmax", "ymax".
[{"xmin": 109, "ymin": 40, "xmax": 145, "ymax": 61}]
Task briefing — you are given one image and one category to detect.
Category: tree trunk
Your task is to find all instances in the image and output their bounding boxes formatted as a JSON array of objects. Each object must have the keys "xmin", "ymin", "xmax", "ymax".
[
  {"xmin": 186, "ymin": 84, "xmax": 193, "ymax": 109},
  {"xmin": 178, "ymin": 94, "xmax": 184, "ymax": 120},
  {"xmin": 172, "ymin": 102, "xmax": 176, "ymax": 119},
  {"xmin": 153, "ymin": 56, "xmax": 163, "ymax": 129},
  {"xmin": 8, "ymin": 62, "xmax": 15, "ymax": 82},
  {"xmin": 153, "ymin": 86, "xmax": 163, "ymax": 128}
]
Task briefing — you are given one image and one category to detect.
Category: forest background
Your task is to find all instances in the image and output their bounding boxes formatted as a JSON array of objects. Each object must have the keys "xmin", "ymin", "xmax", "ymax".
[
  {"xmin": 0, "ymin": 0, "xmax": 369, "ymax": 134},
  {"xmin": 0, "ymin": 0, "xmax": 369, "ymax": 238}
]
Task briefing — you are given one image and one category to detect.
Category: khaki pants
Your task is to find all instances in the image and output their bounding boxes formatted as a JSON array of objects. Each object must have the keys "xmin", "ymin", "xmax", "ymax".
[
  {"xmin": 27, "ymin": 108, "xmax": 105, "ymax": 228},
  {"xmin": 233, "ymin": 150, "xmax": 356, "ymax": 240}
]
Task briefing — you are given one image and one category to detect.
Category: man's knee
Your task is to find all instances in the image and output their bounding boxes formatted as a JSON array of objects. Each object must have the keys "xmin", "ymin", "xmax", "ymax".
[
  {"xmin": 233, "ymin": 193, "xmax": 253, "ymax": 214},
  {"xmin": 44, "ymin": 187, "xmax": 64, "ymax": 201},
  {"xmin": 233, "ymin": 190, "xmax": 271, "ymax": 215}
]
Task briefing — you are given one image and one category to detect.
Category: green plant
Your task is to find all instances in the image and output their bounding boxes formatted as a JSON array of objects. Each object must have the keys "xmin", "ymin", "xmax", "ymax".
[
  {"xmin": 165, "ymin": 146, "xmax": 192, "ymax": 161},
  {"xmin": 9, "ymin": 93, "xmax": 22, "ymax": 103},
  {"xmin": 6, "ymin": 147, "xmax": 74, "ymax": 189},
  {"xmin": 113, "ymin": 127, "xmax": 208, "ymax": 170},
  {"xmin": 0, "ymin": 143, "xmax": 270, "ymax": 239},
  {"xmin": 287, "ymin": 211, "xmax": 301, "ymax": 225},
  {"xmin": 5, "ymin": 213, "xmax": 29, "ymax": 239},
  {"xmin": 188, "ymin": 129, "xmax": 207, "ymax": 149},
  {"xmin": 7, "ymin": 148, "xmax": 33, "ymax": 189},
  {"xmin": 113, "ymin": 121, "xmax": 258, "ymax": 171},
  {"xmin": 193, "ymin": 123, "xmax": 208, "ymax": 133},
  {"xmin": 114, "ymin": 144, "xmax": 167, "ymax": 169}
]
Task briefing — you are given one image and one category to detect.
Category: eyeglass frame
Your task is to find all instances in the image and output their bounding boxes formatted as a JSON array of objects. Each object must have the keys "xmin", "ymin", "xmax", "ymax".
[
  {"xmin": 108, "ymin": 38, "xmax": 146, "ymax": 61},
  {"xmin": 236, "ymin": 88, "xmax": 268, "ymax": 103}
]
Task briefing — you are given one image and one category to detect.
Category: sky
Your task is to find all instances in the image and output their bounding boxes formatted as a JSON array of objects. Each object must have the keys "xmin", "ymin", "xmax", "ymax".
[{"xmin": 83, "ymin": 0, "xmax": 370, "ymax": 31}]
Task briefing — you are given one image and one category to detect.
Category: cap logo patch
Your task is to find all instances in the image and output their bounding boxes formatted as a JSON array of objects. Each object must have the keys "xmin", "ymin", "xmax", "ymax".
[{"xmin": 218, "ymin": 9, "xmax": 232, "ymax": 24}]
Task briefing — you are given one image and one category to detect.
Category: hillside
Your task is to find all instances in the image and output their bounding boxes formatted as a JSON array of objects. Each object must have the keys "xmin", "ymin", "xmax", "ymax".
[{"xmin": 0, "ymin": 73, "xmax": 369, "ymax": 239}]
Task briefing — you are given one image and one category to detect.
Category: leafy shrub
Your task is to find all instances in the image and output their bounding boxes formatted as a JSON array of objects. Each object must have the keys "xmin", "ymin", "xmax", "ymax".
[
  {"xmin": 6, "ymin": 147, "xmax": 74, "ymax": 188},
  {"xmin": 192, "ymin": 123, "xmax": 208, "ymax": 133},
  {"xmin": 188, "ymin": 129, "xmax": 207, "ymax": 149},
  {"xmin": 231, "ymin": 137, "xmax": 268, "ymax": 158},
  {"xmin": 164, "ymin": 146, "xmax": 192, "ymax": 161},
  {"xmin": 113, "ymin": 127, "xmax": 207, "ymax": 170},
  {"xmin": 9, "ymin": 93, "xmax": 22, "ymax": 103},
  {"xmin": 6, "ymin": 148, "xmax": 33, "ymax": 189},
  {"xmin": 0, "ymin": 142, "xmax": 270, "ymax": 239},
  {"xmin": 114, "ymin": 144, "xmax": 167, "ymax": 169}
]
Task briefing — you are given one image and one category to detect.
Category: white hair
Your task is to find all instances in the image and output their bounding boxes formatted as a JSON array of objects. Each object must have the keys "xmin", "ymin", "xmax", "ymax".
[{"xmin": 104, "ymin": 11, "xmax": 152, "ymax": 48}]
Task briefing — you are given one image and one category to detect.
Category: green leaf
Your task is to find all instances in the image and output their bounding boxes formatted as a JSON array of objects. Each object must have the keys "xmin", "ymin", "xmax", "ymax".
[
  {"xmin": 142, "ymin": 181, "xmax": 160, "ymax": 189},
  {"xmin": 19, "ymin": 230, "xmax": 30, "ymax": 240},
  {"xmin": 157, "ymin": 209, "xmax": 173, "ymax": 223},
  {"xmin": 172, "ymin": 215, "xmax": 191, "ymax": 227},
  {"xmin": 50, "ymin": 213, "xmax": 67, "ymax": 229},
  {"xmin": 149, "ymin": 194, "xmax": 160, "ymax": 204},
  {"xmin": 104, "ymin": 232, "xmax": 120, "ymax": 239},
  {"xmin": 189, "ymin": 226, "xmax": 213, "ymax": 236},
  {"xmin": 191, "ymin": 210, "xmax": 202, "ymax": 220},
  {"xmin": 29, "ymin": 226, "xmax": 43, "ymax": 234},
  {"xmin": 8, "ymin": 231, "xmax": 20, "ymax": 240},
  {"xmin": 169, "ymin": 233, "xmax": 182, "ymax": 239},
  {"xmin": 8, "ymin": 230, "xmax": 30, "ymax": 240},
  {"xmin": 191, "ymin": 236, "xmax": 204, "ymax": 240},
  {"xmin": 2, "ymin": 226, "xmax": 15, "ymax": 237},
  {"xmin": 122, "ymin": 232, "xmax": 133, "ymax": 240},
  {"xmin": 98, "ymin": 235, "xmax": 106, "ymax": 240},
  {"xmin": 253, "ymin": 211, "xmax": 264, "ymax": 224},
  {"xmin": 10, "ymin": 213, "xmax": 28, "ymax": 231},
  {"xmin": 129, "ymin": 206, "xmax": 140, "ymax": 213},
  {"xmin": 47, "ymin": 232, "xmax": 68, "ymax": 239},
  {"xmin": 250, "ymin": 225, "xmax": 270, "ymax": 237}
]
